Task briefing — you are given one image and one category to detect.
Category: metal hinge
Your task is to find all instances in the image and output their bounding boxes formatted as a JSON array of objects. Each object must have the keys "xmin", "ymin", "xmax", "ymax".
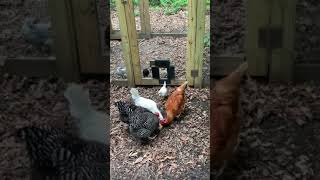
[
  {"xmin": 191, "ymin": 70, "xmax": 199, "ymax": 78},
  {"xmin": 258, "ymin": 26, "xmax": 283, "ymax": 49}
]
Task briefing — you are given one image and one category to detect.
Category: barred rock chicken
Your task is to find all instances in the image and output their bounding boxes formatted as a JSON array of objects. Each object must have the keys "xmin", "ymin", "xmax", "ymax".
[
  {"xmin": 15, "ymin": 126, "xmax": 108, "ymax": 180},
  {"xmin": 115, "ymin": 101, "xmax": 161, "ymax": 143},
  {"xmin": 161, "ymin": 81, "xmax": 188, "ymax": 126},
  {"xmin": 130, "ymin": 88, "xmax": 165, "ymax": 121},
  {"xmin": 211, "ymin": 62, "xmax": 248, "ymax": 177},
  {"xmin": 64, "ymin": 83, "xmax": 109, "ymax": 145}
]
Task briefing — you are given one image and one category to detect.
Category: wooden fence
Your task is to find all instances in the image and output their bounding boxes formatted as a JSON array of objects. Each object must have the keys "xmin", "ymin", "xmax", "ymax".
[
  {"xmin": 1, "ymin": 0, "xmax": 319, "ymax": 84},
  {"xmin": 113, "ymin": 0, "xmax": 206, "ymax": 88}
]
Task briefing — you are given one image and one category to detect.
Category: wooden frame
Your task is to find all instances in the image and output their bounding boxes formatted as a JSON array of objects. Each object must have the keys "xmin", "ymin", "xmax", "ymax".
[
  {"xmin": 113, "ymin": 0, "xmax": 206, "ymax": 88},
  {"xmin": 111, "ymin": 30, "xmax": 187, "ymax": 40},
  {"xmin": 2, "ymin": 0, "xmax": 318, "ymax": 85},
  {"xmin": 48, "ymin": 0, "xmax": 80, "ymax": 81},
  {"xmin": 139, "ymin": 0, "xmax": 151, "ymax": 38},
  {"xmin": 110, "ymin": 0, "xmax": 187, "ymax": 40},
  {"xmin": 115, "ymin": 0, "xmax": 141, "ymax": 86},
  {"xmin": 186, "ymin": 0, "xmax": 206, "ymax": 88},
  {"xmin": 246, "ymin": 0, "xmax": 296, "ymax": 82},
  {"xmin": 70, "ymin": 0, "xmax": 107, "ymax": 74},
  {"xmin": 0, "ymin": 57, "xmax": 57, "ymax": 77}
]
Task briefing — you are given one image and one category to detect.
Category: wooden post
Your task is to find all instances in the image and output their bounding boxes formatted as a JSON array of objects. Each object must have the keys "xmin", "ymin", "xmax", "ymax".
[
  {"xmin": 139, "ymin": 0, "xmax": 151, "ymax": 39},
  {"xmin": 48, "ymin": 0, "xmax": 80, "ymax": 81},
  {"xmin": 186, "ymin": 0, "xmax": 205, "ymax": 88},
  {"xmin": 70, "ymin": 0, "xmax": 107, "ymax": 74},
  {"xmin": 246, "ymin": 0, "xmax": 296, "ymax": 81},
  {"xmin": 110, "ymin": 15, "xmax": 114, "ymax": 34},
  {"xmin": 268, "ymin": 0, "xmax": 296, "ymax": 82},
  {"xmin": 115, "ymin": 0, "xmax": 142, "ymax": 86},
  {"xmin": 245, "ymin": 0, "xmax": 270, "ymax": 76}
]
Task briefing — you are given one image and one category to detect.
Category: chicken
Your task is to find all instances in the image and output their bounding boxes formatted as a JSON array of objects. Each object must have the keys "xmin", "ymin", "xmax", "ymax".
[
  {"xmin": 15, "ymin": 126, "xmax": 108, "ymax": 180},
  {"xmin": 211, "ymin": 62, "xmax": 248, "ymax": 177},
  {"xmin": 130, "ymin": 88, "xmax": 164, "ymax": 121},
  {"xmin": 116, "ymin": 66, "xmax": 127, "ymax": 79},
  {"xmin": 115, "ymin": 101, "xmax": 161, "ymax": 143},
  {"xmin": 64, "ymin": 83, "xmax": 109, "ymax": 145},
  {"xmin": 160, "ymin": 81, "xmax": 188, "ymax": 126},
  {"xmin": 21, "ymin": 17, "xmax": 53, "ymax": 53},
  {"xmin": 158, "ymin": 81, "xmax": 168, "ymax": 97},
  {"xmin": 143, "ymin": 68, "xmax": 150, "ymax": 77}
]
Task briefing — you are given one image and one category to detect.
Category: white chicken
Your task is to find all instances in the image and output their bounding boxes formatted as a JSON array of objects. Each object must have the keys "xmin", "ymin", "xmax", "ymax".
[
  {"xmin": 64, "ymin": 83, "xmax": 109, "ymax": 145},
  {"xmin": 116, "ymin": 66, "xmax": 127, "ymax": 79},
  {"xmin": 158, "ymin": 81, "xmax": 168, "ymax": 97},
  {"xmin": 130, "ymin": 88, "xmax": 164, "ymax": 121}
]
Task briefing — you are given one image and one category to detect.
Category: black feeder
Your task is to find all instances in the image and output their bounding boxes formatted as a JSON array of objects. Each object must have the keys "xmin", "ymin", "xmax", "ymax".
[{"xmin": 150, "ymin": 59, "xmax": 175, "ymax": 84}]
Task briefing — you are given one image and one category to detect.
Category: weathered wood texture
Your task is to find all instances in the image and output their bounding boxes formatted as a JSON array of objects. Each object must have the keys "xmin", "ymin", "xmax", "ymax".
[
  {"xmin": 246, "ymin": 0, "xmax": 296, "ymax": 82},
  {"xmin": 70, "ymin": 0, "xmax": 107, "ymax": 74},
  {"xmin": 116, "ymin": 0, "xmax": 141, "ymax": 86},
  {"xmin": 186, "ymin": 0, "xmax": 206, "ymax": 88},
  {"xmin": 48, "ymin": 0, "xmax": 80, "ymax": 81},
  {"xmin": 139, "ymin": 0, "xmax": 151, "ymax": 38}
]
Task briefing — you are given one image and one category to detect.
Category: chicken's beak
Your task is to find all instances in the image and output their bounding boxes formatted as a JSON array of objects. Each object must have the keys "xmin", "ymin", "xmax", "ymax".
[{"xmin": 159, "ymin": 124, "xmax": 163, "ymax": 129}]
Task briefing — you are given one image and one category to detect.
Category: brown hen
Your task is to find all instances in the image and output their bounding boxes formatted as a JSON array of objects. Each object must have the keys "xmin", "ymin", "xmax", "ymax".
[
  {"xmin": 211, "ymin": 62, "xmax": 248, "ymax": 176},
  {"xmin": 160, "ymin": 81, "xmax": 188, "ymax": 126}
]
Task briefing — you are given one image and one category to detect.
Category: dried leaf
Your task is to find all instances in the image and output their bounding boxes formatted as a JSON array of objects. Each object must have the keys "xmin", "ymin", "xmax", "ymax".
[{"xmin": 133, "ymin": 157, "xmax": 144, "ymax": 165}]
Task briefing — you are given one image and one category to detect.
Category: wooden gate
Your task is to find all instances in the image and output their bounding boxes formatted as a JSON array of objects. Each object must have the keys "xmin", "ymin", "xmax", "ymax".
[
  {"xmin": 113, "ymin": 0, "xmax": 206, "ymax": 88},
  {"xmin": 246, "ymin": 0, "xmax": 296, "ymax": 81}
]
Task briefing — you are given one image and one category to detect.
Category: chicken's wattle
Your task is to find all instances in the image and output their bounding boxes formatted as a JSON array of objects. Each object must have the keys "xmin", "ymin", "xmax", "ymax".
[{"xmin": 160, "ymin": 119, "xmax": 169, "ymax": 126}]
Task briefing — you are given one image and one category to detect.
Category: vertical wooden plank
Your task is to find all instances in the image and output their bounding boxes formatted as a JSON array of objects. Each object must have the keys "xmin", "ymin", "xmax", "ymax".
[
  {"xmin": 71, "ymin": 0, "xmax": 107, "ymax": 74},
  {"xmin": 48, "ymin": 0, "xmax": 80, "ymax": 81},
  {"xmin": 194, "ymin": 0, "xmax": 205, "ymax": 88},
  {"xmin": 245, "ymin": 0, "xmax": 269, "ymax": 76},
  {"xmin": 139, "ymin": 0, "xmax": 151, "ymax": 39},
  {"xmin": 116, "ymin": 0, "xmax": 141, "ymax": 86},
  {"xmin": 110, "ymin": 14, "xmax": 114, "ymax": 34},
  {"xmin": 269, "ymin": 0, "xmax": 296, "ymax": 82},
  {"xmin": 186, "ymin": 0, "xmax": 205, "ymax": 88},
  {"xmin": 186, "ymin": 0, "xmax": 197, "ymax": 87}
]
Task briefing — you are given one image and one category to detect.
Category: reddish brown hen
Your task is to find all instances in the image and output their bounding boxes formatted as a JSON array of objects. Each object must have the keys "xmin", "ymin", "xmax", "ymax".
[
  {"xmin": 211, "ymin": 62, "xmax": 248, "ymax": 176},
  {"xmin": 160, "ymin": 81, "xmax": 188, "ymax": 126}
]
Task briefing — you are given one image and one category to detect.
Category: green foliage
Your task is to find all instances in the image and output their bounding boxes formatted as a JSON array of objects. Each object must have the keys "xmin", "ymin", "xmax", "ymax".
[
  {"xmin": 133, "ymin": 0, "xmax": 139, "ymax": 5},
  {"xmin": 110, "ymin": 0, "xmax": 209, "ymax": 15},
  {"xmin": 160, "ymin": 0, "xmax": 188, "ymax": 15},
  {"xmin": 204, "ymin": 33, "xmax": 210, "ymax": 47},
  {"xmin": 110, "ymin": 0, "xmax": 139, "ymax": 9},
  {"xmin": 134, "ymin": 11, "xmax": 140, "ymax": 17},
  {"xmin": 149, "ymin": 0, "xmax": 161, "ymax": 6},
  {"xmin": 110, "ymin": 0, "xmax": 116, "ymax": 9}
]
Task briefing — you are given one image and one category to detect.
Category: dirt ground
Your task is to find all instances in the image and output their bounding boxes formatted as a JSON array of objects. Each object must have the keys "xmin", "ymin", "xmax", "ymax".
[
  {"xmin": 0, "ymin": 75, "xmax": 107, "ymax": 179},
  {"xmin": 210, "ymin": 78, "xmax": 320, "ymax": 179},
  {"xmin": 110, "ymin": 85, "xmax": 210, "ymax": 179}
]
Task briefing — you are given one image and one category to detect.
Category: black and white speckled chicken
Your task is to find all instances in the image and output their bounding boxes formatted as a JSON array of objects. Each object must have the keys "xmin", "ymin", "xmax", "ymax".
[
  {"xmin": 115, "ymin": 101, "xmax": 161, "ymax": 143},
  {"xmin": 15, "ymin": 126, "xmax": 109, "ymax": 180}
]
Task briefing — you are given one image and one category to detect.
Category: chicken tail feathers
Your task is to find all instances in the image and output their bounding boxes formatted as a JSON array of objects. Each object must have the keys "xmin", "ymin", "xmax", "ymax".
[
  {"xmin": 178, "ymin": 81, "xmax": 188, "ymax": 90},
  {"xmin": 220, "ymin": 62, "xmax": 249, "ymax": 88},
  {"xmin": 114, "ymin": 101, "xmax": 133, "ymax": 123},
  {"xmin": 130, "ymin": 88, "xmax": 140, "ymax": 99},
  {"xmin": 234, "ymin": 62, "xmax": 248, "ymax": 75}
]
